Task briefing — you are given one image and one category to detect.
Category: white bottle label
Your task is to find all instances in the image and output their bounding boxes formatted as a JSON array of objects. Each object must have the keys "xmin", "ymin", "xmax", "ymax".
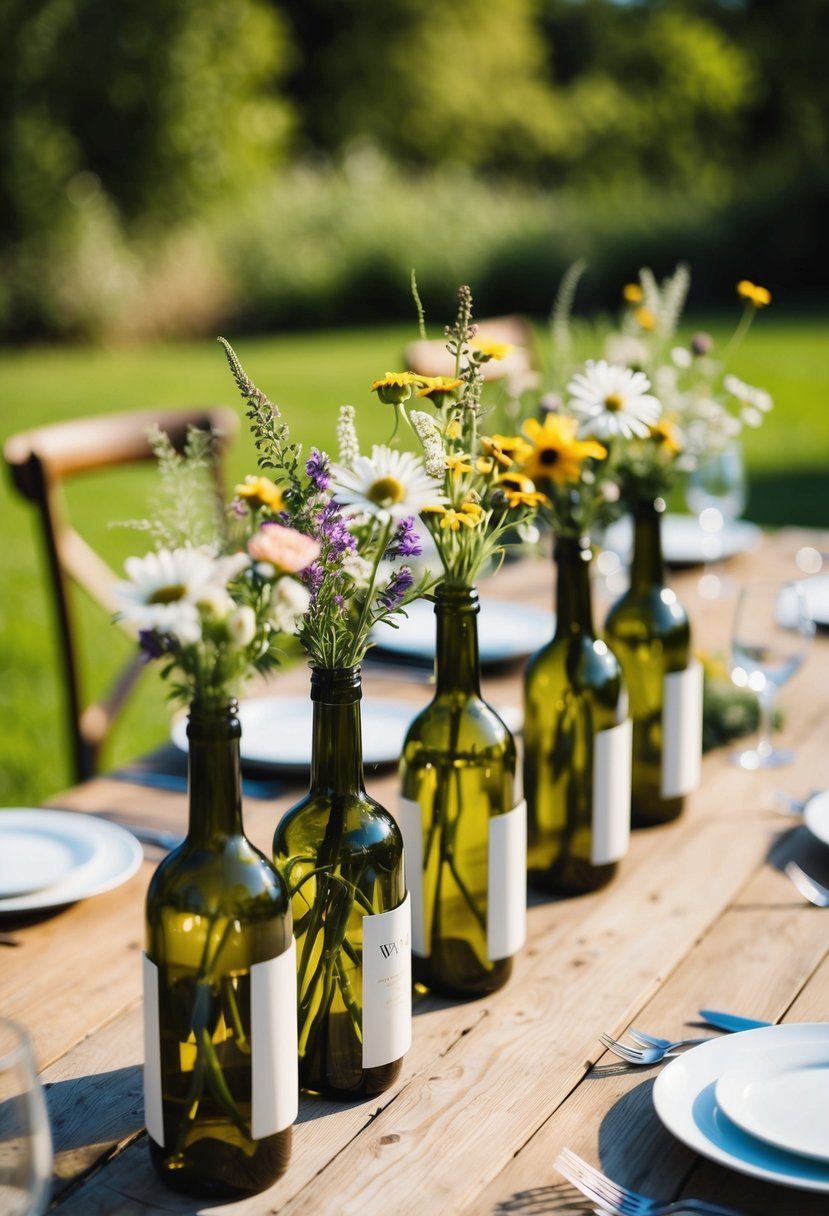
[
  {"xmin": 142, "ymin": 944, "xmax": 299, "ymax": 1147},
  {"xmin": 661, "ymin": 658, "xmax": 704, "ymax": 797},
  {"xmin": 361, "ymin": 895, "xmax": 412, "ymax": 1069},
  {"xmin": 143, "ymin": 953, "xmax": 164, "ymax": 1146},
  {"xmin": 487, "ymin": 800, "xmax": 527, "ymax": 961},
  {"xmin": 250, "ymin": 942, "xmax": 299, "ymax": 1138},
  {"xmin": 397, "ymin": 795, "xmax": 427, "ymax": 956},
  {"xmin": 591, "ymin": 718, "xmax": 632, "ymax": 865}
]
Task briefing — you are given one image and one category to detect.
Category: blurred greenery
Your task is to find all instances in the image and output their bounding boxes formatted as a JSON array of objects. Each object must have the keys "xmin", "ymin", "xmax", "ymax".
[{"xmin": 1, "ymin": 0, "xmax": 827, "ymax": 342}]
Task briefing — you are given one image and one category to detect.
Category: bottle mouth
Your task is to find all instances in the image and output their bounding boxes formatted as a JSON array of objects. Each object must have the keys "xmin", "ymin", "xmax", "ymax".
[
  {"xmin": 434, "ymin": 584, "xmax": 480, "ymax": 613},
  {"xmin": 310, "ymin": 665, "xmax": 363, "ymax": 703}
]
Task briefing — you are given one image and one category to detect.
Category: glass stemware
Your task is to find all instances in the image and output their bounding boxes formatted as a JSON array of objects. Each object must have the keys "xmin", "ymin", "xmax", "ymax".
[
  {"xmin": 0, "ymin": 1019, "xmax": 53, "ymax": 1216},
  {"xmin": 685, "ymin": 441, "xmax": 747, "ymax": 599},
  {"xmin": 729, "ymin": 580, "xmax": 814, "ymax": 769}
]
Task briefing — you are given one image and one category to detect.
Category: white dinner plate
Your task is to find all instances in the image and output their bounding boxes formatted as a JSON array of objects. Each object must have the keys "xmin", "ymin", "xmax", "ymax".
[
  {"xmin": 804, "ymin": 790, "xmax": 829, "ymax": 846},
  {"xmin": 172, "ymin": 695, "xmax": 418, "ymax": 769},
  {"xmin": 0, "ymin": 825, "xmax": 84, "ymax": 897},
  {"xmin": 0, "ymin": 809, "xmax": 143, "ymax": 915},
  {"xmin": 370, "ymin": 598, "xmax": 554, "ymax": 665},
  {"xmin": 653, "ymin": 1023, "xmax": 829, "ymax": 1191},
  {"xmin": 715, "ymin": 1046, "xmax": 829, "ymax": 1162},
  {"xmin": 602, "ymin": 514, "xmax": 762, "ymax": 567},
  {"xmin": 800, "ymin": 574, "xmax": 829, "ymax": 628}
]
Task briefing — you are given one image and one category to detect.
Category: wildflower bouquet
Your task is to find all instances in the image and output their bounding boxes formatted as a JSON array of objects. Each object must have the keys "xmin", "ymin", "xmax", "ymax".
[
  {"xmin": 544, "ymin": 262, "xmax": 772, "ymax": 507},
  {"xmin": 114, "ymin": 424, "xmax": 314, "ymax": 708},
  {"xmin": 219, "ymin": 338, "xmax": 438, "ymax": 669},
  {"xmin": 399, "ymin": 284, "xmax": 546, "ymax": 586}
]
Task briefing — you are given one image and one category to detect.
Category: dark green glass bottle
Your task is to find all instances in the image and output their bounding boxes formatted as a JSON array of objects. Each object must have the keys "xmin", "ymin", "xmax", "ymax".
[
  {"xmin": 144, "ymin": 701, "xmax": 296, "ymax": 1198},
  {"xmin": 524, "ymin": 535, "xmax": 631, "ymax": 894},
  {"xmin": 604, "ymin": 497, "xmax": 701, "ymax": 826},
  {"xmin": 273, "ymin": 666, "xmax": 410, "ymax": 1099},
  {"xmin": 398, "ymin": 585, "xmax": 525, "ymax": 999}
]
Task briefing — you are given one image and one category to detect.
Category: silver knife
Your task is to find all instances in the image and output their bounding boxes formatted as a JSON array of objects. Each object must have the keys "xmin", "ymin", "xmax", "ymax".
[{"xmin": 698, "ymin": 1008, "xmax": 771, "ymax": 1033}]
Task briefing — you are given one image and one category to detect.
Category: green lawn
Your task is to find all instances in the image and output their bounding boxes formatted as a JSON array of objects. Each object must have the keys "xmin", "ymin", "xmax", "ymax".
[{"xmin": 1, "ymin": 314, "xmax": 827, "ymax": 808}]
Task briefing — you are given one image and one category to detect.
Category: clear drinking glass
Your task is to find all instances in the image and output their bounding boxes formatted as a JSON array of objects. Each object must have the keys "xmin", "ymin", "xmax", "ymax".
[
  {"xmin": 0, "ymin": 1019, "xmax": 53, "ymax": 1216},
  {"xmin": 729, "ymin": 580, "xmax": 814, "ymax": 769},
  {"xmin": 685, "ymin": 441, "xmax": 747, "ymax": 599}
]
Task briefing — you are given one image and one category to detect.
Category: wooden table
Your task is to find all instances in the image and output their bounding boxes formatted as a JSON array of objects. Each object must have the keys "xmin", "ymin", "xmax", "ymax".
[{"xmin": 4, "ymin": 527, "xmax": 829, "ymax": 1215}]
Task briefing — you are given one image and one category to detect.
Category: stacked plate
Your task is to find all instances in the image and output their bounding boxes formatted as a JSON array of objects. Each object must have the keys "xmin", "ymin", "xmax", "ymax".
[
  {"xmin": 653, "ymin": 1024, "xmax": 829, "ymax": 1190},
  {"xmin": 0, "ymin": 808, "xmax": 143, "ymax": 915}
]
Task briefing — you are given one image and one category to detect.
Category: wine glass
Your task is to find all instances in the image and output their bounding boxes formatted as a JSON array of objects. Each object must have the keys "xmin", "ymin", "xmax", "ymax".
[
  {"xmin": 685, "ymin": 441, "xmax": 747, "ymax": 599},
  {"xmin": 729, "ymin": 580, "xmax": 814, "ymax": 769},
  {"xmin": 0, "ymin": 1019, "xmax": 53, "ymax": 1216}
]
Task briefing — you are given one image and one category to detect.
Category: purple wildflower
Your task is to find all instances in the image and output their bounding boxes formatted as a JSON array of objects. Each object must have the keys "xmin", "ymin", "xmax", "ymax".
[
  {"xmin": 306, "ymin": 448, "xmax": 330, "ymax": 490},
  {"xmin": 316, "ymin": 503, "xmax": 356, "ymax": 556},
  {"xmin": 385, "ymin": 515, "xmax": 422, "ymax": 560},
  {"xmin": 378, "ymin": 566, "xmax": 415, "ymax": 612},
  {"xmin": 138, "ymin": 629, "xmax": 168, "ymax": 660}
]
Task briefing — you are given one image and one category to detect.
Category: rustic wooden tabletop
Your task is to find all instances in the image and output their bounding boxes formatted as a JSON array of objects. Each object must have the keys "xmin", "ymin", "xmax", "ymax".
[{"xmin": 3, "ymin": 526, "xmax": 829, "ymax": 1215}]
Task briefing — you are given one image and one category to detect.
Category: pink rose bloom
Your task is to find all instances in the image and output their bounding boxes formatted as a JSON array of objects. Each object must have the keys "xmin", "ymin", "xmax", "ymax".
[{"xmin": 248, "ymin": 523, "xmax": 321, "ymax": 574}]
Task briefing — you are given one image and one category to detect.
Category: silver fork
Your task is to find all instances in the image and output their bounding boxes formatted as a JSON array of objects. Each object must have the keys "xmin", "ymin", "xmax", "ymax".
[
  {"xmin": 554, "ymin": 1147, "xmax": 747, "ymax": 1216},
  {"xmin": 785, "ymin": 859, "xmax": 829, "ymax": 907},
  {"xmin": 627, "ymin": 1028, "xmax": 714, "ymax": 1052},
  {"xmin": 599, "ymin": 1031, "xmax": 711, "ymax": 1065}
]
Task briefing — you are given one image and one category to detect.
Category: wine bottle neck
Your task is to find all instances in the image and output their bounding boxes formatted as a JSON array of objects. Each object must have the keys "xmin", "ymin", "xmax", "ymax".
[
  {"xmin": 554, "ymin": 535, "xmax": 594, "ymax": 638},
  {"xmin": 186, "ymin": 702, "xmax": 244, "ymax": 843},
  {"xmin": 308, "ymin": 666, "xmax": 366, "ymax": 794},
  {"xmin": 434, "ymin": 585, "xmax": 482, "ymax": 695},
  {"xmin": 630, "ymin": 498, "xmax": 666, "ymax": 591}
]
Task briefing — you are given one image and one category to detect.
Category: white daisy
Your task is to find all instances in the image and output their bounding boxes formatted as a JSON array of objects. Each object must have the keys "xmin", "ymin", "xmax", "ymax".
[
  {"xmin": 269, "ymin": 576, "xmax": 311, "ymax": 633},
  {"xmin": 329, "ymin": 444, "xmax": 445, "ymax": 522},
  {"xmin": 567, "ymin": 360, "xmax": 662, "ymax": 440},
  {"xmin": 114, "ymin": 547, "xmax": 240, "ymax": 637}
]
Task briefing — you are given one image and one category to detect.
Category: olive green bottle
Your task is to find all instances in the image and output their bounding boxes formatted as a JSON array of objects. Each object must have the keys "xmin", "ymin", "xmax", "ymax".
[
  {"xmin": 524, "ymin": 535, "xmax": 631, "ymax": 894},
  {"xmin": 273, "ymin": 666, "xmax": 410, "ymax": 1099},
  {"xmin": 604, "ymin": 498, "xmax": 702, "ymax": 826},
  {"xmin": 398, "ymin": 585, "xmax": 525, "ymax": 998},
  {"xmin": 144, "ymin": 702, "xmax": 296, "ymax": 1198}
]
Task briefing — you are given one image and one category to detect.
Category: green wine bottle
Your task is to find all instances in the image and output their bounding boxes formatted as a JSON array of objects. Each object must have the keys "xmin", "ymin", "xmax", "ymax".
[
  {"xmin": 398, "ymin": 585, "xmax": 525, "ymax": 998},
  {"xmin": 144, "ymin": 702, "xmax": 297, "ymax": 1198},
  {"xmin": 273, "ymin": 665, "xmax": 410, "ymax": 1099},
  {"xmin": 524, "ymin": 535, "xmax": 631, "ymax": 894},
  {"xmin": 604, "ymin": 497, "xmax": 702, "ymax": 826}
]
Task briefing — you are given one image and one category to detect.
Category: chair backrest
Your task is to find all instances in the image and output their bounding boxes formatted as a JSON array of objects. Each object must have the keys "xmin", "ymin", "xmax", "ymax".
[
  {"xmin": 404, "ymin": 314, "xmax": 538, "ymax": 386},
  {"xmin": 4, "ymin": 405, "xmax": 239, "ymax": 783}
]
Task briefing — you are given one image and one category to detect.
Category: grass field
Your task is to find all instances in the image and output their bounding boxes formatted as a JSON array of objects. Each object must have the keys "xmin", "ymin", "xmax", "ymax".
[{"xmin": 1, "ymin": 313, "xmax": 827, "ymax": 808}]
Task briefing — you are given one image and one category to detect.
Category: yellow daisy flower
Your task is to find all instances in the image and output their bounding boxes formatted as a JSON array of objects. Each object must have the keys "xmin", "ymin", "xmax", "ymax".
[
  {"xmin": 371, "ymin": 371, "xmax": 426, "ymax": 405},
  {"xmin": 416, "ymin": 376, "xmax": 464, "ymax": 404},
  {"xmin": 520, "ymin": 415, "xmax": 607, "ymax": 487},
  {"xmin": 634, "ymin": 306, "xmax": 656, "ymax": 331},
  {"xmin": 649, "ymin": 418, "xmax": 683, "ymax": 454},
  {"xmin": 736, "ymin": 280, "xmax": 772, "ymax": 308},
  {"xmin": 481, "ymin": 433, "xmax": 533, "ymax": 469},
  {"xmin": 234, "ymin": 475, "xmax": 285, "ymax": 511},
  {"xmin": 470, "ymin": 338, "xmax": 512, "ymax": 362},
  {"xmin": 623, "ymin": 283, "xmax": 644, "ymax": 303},
  {"xmin": 423, "ymin": 501, "xmax": 484, "ymax": 530},
  {"xmin": 445, "ymin": 452, "xmax": 474, "ymax": 476},
  {"xmin": 495, "ymin": 472, "xmax": 550, "ymax": 510}
]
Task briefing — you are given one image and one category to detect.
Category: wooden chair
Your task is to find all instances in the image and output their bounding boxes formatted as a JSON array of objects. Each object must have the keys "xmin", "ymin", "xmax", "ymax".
[
  {"xmin": 4, "ymin": 405, "xmax": 239, "ymax": 783},
  {"xmin": 404, "ymin": 314, "xmax": 538, "ymax": 385}
]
